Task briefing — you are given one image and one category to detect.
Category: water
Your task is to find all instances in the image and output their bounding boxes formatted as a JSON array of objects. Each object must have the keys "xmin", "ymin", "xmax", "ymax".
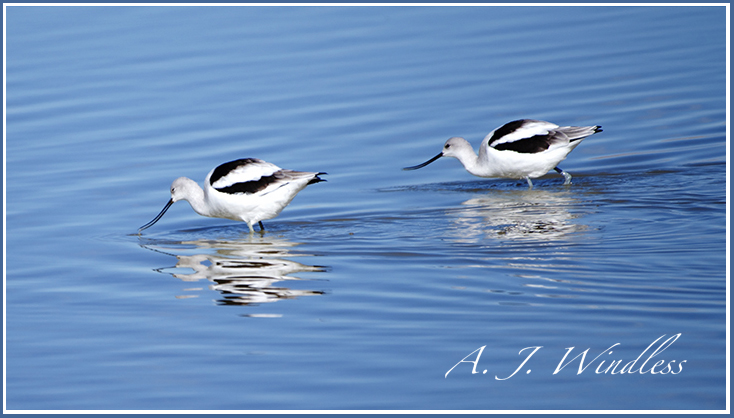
[{"xmin": 5, "ymin": 5, "xmax": 727, "ymax": 411}]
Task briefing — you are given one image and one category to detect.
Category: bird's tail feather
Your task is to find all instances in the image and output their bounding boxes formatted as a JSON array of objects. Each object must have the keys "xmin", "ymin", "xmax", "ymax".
[
  {"xmin": 560, "ymin": 125, "xmax": 602, "ymax": 142},
  {"xmin": 308, "ymin": 172, "xmax": 327, "ymax": 185}
]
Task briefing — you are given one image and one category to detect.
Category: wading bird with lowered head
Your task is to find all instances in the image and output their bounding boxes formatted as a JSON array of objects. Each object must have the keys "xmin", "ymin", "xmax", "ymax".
[
  {"xmin": 404, "ymin": 119, "xmax": 602, "ymax": 188},
  {"xmin": 139, "ymin": 158, "xmax": 326, "ymax": 234}
]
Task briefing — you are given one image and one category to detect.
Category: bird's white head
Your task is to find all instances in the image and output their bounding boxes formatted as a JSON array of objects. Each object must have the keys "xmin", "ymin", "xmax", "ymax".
[
  {"xmin": 170, "ymin": 177, "xmax": 201, "ymax": 203},
  {"xmin": 403, "ymin": 136, "xmax": 476, "ymax": 171},
  {"xmin": 138, "ymin": 177, "xmax": 203, "ymax": 233},
  {"xmin": 440, "ymin": 137, "xmax": 474, "ymax": 160}
]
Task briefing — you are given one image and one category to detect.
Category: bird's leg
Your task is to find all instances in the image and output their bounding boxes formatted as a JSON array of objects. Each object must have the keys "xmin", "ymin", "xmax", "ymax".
[
  {"xmin": 259, "ymin": 221, "xmax": 265, "ymax": 231},
  {"xmin": 525, "ymin": 177, "xmax": 533, "ymax": 189},
  {"xmin": 554, "ymin": 167, "xmax": 572, "ymax": 185},
  {"xmin": 247, "ymin": 223, "xmax": 255, "ymax": 234}
]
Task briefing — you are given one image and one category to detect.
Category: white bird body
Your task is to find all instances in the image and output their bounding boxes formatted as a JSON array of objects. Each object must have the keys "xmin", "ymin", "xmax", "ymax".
[
  {"xmin": 139, "ymin": 158, "xmax": 325, "ymax": 233},
  {"xmin": 404, "ymin": 119, "xmax": 601, "ymax": 187}
]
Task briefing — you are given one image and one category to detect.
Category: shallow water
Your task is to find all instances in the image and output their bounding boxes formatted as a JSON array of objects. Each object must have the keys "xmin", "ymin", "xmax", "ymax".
[{"xmin": 5, "ymin": 5, "xmax": 728, "ymax": 411}]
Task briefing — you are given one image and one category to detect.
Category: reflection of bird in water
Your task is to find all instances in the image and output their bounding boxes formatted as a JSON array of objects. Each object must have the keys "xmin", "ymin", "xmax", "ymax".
[
  {"xmin": 139, "ymin": 158, "xmax": 326, "ymax": 233},
  {"xmin": 172, "ymin": 253, "xmax": 325, "ymax": 281},
  {"xmin": 404, "ymin": 119, "xmax": 601, "ymax": 188},
  {"xmin": 143, "ymin": 236, "xmax": 327, "ymax": 307},
  {"xmin": 447, "ymin": 190, "xmax": 589, "ymax": 242},
  {"xmin": 174, "ymin": 254, "xmax": 325, "ymax": 306}
]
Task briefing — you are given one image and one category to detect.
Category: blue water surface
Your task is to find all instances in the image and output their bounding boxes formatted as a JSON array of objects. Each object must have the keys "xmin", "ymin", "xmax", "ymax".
[{"xmin": 5, "ymin": 5, "xmax": 728, "ymax": 411}]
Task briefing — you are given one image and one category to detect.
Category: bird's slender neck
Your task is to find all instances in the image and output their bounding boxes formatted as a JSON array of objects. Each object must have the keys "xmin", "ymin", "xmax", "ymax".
[
  {"xmin": 178, "ymin": 178, "xmax": 211, "ymax": 217},
  {"xmin": 455, "ymin": 146, "xmax": 483, "ymax": 176}
]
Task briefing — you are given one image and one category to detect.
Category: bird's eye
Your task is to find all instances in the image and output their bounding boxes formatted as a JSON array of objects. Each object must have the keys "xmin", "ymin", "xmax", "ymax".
[{"xmin": 444, "ymin": 144, "xmax": 451, "ymax": 149}]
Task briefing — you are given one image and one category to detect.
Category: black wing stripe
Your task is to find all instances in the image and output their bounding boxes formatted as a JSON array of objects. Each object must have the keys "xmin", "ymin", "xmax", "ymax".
[
  {"xmin": 488, "ymin": 119, "xmax": 528, "ymax": 145},
  {"xmin": 492, "ymin": 134, "xmax": 553, "ymax": 154},
  {"xmin": 215, "ymin": 173, "xmax": 280, "ymax": 195},
  {"xmin": 209, "ymin": 158, "xmax": 261, "ymax": 186}
]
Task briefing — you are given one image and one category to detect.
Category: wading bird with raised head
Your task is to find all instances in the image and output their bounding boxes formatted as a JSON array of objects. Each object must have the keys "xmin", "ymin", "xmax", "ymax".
[
  {"xmin": 404, "ymin": 119, "xmax": 602, "ymax": 188},
  {"xmin": 139, "ymin": 158, "xmax": 326, "ymax": 234}
]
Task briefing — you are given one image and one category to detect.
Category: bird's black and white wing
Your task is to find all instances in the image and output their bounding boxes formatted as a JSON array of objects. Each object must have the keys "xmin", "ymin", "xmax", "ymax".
[
  {"xmin": 208, "ymin": 158, "xmax": 285, "ymax": 195},
  {"xmin": 487, "ymin": 119, "xmax": 601, "ymax": 154},
  {"xmin": 486, "ymin": 119, "xmax": 561, "ymax": 154},
  {"xmin": 208, "ymin": 158, "xmax": 324, "ymax": 196}
]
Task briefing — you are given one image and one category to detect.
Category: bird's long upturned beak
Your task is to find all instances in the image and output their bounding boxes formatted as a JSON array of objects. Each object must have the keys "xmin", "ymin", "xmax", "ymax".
[
  {"xmin": 138, "ymin": 198, "xmax": 174, "ymax": 233},
  {"xmin": 402, "ymin": 152, "xmax": 443, "ymax": 171}
]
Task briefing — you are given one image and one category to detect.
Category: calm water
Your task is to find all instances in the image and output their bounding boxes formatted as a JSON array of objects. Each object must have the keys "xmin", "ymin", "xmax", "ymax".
[{"xmin": 5, "ymin": 5, "xmax": 728, "ymax": 411}]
